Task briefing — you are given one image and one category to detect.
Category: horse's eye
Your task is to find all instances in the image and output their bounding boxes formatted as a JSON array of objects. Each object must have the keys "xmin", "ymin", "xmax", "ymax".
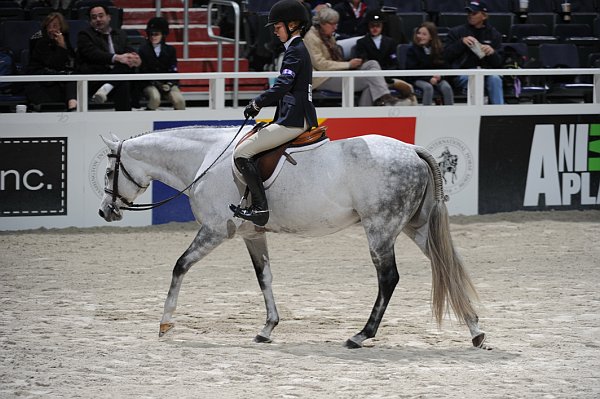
[{"xmin": 106, "ymin": 170, "xmax": 113, "ymax": 177}]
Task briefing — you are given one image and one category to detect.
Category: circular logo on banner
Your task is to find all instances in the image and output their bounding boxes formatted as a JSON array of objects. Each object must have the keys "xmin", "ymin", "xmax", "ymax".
[
  {"xmin": 426, "ymin": 137, "xmax": 474, "ymax": 195},
  {"xmin": 89, "ymin": 147, "xmax": 111, "ymax": 199}
]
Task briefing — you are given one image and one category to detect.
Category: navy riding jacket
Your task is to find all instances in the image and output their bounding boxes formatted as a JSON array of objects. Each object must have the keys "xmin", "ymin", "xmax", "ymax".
[{"xmin": 253, "ymin": 36, "xmax": 318, "ymax": 129}]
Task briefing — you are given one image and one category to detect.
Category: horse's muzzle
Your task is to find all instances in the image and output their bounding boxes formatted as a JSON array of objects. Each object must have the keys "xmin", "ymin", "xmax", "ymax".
[{"xmin": 98, "ymin": 203, "xmax": 122, "ymax": 222}]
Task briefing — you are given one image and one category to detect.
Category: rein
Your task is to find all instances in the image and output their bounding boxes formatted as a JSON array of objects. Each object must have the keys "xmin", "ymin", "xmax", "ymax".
[{"xmin": 106, "ymin": 118, "xmax": 249, "ymax": 212}]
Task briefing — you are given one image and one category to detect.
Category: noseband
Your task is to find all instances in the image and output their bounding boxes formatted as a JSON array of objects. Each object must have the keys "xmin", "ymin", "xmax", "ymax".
[{"xmin": 105, "ymin": 140, "xmax": 148, "ymax": 210}]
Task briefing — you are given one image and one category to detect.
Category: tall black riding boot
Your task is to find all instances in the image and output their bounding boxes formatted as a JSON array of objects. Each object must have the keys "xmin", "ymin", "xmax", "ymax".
[{"xmin": 230, "ymin": 157, "xmax": 269, "ymax": 226}]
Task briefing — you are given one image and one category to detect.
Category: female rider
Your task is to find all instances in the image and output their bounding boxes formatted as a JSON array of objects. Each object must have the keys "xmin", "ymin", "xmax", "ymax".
[{"xmin": 230, "ymin": 0, "xmax": 318, "ymax": 226}]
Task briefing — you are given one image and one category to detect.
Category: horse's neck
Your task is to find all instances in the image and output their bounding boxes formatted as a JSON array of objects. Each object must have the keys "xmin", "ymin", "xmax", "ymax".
[{"xmin": 126, "ymin": 129, "xmax": 230, "ymax": 191}]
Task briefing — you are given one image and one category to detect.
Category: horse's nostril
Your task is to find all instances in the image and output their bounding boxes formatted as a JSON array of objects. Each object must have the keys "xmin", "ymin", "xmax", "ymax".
[{"xmin": 98, "ymin": 209, "xmax": 105, "ymax": 218}]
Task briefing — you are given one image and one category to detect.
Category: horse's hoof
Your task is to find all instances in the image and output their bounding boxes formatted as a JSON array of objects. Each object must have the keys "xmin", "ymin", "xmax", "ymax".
[
  {"xmin": 159, "ymin": 322, "xmax": 174, "ymax": 337},
  {"xmin": 344, "ymin": 339, "xmax": 362, "ymax": 349},
  {"xmin": 472, "ymin": 333, "xmax": 492, "ymax": 350},
  {"xmin": 253, "ymin": 334, "xmax": 272, "ymax": 343}
]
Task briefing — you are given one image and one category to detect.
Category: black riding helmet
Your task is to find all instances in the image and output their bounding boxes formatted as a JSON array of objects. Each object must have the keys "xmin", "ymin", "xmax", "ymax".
[
  {"xmin": 265, "ymin": 0, "xmax": 310, "ymax": 37},
  {"xmin": 366, "ymin": 10, "xmax": 384, "ymax": 25},
  {"xmin": 146, "ymin": 16, "xmax": 169, "ymax": 38}
]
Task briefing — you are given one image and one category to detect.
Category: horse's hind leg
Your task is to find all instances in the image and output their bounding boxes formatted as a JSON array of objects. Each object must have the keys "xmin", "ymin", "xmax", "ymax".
[
  {"xmin": 159, "ymin": 225, "xmax": 226, "ymax": 337},
  {"xmin": 244, "ymin": 233, "xmax": 279, "ymax": 343},
  {"xmin": 404, "ymin": 203, "xmax": 491, "ymax": 350},
  {"xmin": 346, "ymin": 234, "xmax": 399, "ymax": 349}
]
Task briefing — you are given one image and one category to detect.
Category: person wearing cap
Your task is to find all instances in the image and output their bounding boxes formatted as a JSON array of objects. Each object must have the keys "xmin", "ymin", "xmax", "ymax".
[
  {"xmin": 405, "ymin": 22, "xmax": 454, "ymax": 106},
  {"xmin": 444, "ymin": 0, "xmax": 504, "ymax": 104},
  {"xmin": 355, "ymin": 11, "xmax": 417, "ymax": 104},
  {"xmin": 230, "ymin": 0, "xmax": 318, "ymax": 226},
  {"xmin": 304, "ymin": 7, "xmax": 409, "ymax": 106},
  {"xmin": 137, "ymin": 17, "xmax": 185, "ymax": 110}
]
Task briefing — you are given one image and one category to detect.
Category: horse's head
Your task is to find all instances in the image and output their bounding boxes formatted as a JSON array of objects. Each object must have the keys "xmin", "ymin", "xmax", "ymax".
[{"xmin": 98, "ymin": 135, "xmax": 149, "ymax": 222}]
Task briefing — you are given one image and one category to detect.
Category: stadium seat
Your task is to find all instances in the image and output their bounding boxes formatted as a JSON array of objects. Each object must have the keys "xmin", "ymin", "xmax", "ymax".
[
  {"xmin": 0, "ymin": 20, "xmax": 41, "ymax": 65},
  {"xmin": 538, "ymin": 43, "xmax": 593, "ymax": 102},
  {"xmin": 382, "ymin": 0, "xmax": 424, "ymax": 12},
  {"xmin": 29, "ymin": 7, "xmax": 54, "ymax": 21},
  {"xmin": 67, "ymin": 19, "xmax": 89, "ymax": 50},
  {"xmin": 0, "ymin": 7, "xmax": 26, "ymax": 21},
  {"xmin": 396, "ymin": 12, "xmax": 427, "ymax": 42},
  {"xmin": 554, "ymin": 22, "xmax": 594, "ymax": 40},
  {"xmin": 488, "ymin": 12, "xmax": 514, "ymax": 42},
  {"xmin": 527, "ymin": 0, "xmax": 557, "ymax": 13},
  {"xmin": 525, "ymin": 12, "xmax": 557, "ymax": 29},
  {"xmin": 485, "ymin": 0, "xmax": 518, "ymax": 12},
  {"xmin": 424, "ymin": 0, "xmax": 465, "ymax": 12}
]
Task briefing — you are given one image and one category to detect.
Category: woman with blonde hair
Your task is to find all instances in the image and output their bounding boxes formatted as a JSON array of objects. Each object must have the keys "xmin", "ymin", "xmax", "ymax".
[
  {"xmin": 406, "ymin": 22, "xmax": 454, "ymax": 105},
  {"xmin": 303, "ymin": 6, "xmax": 410, "ymax": 106}
]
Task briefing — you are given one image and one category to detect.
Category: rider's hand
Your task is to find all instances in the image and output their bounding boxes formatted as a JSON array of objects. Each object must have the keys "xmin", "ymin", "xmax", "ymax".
[{"xmin": 244, "ymin": 101, "xmax": 260, "ymax": 119}]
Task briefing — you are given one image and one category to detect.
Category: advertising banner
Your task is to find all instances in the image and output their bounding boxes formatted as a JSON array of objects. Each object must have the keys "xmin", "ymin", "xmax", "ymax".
[
  {"xmin": 479, "ymin": 115, "xmax": 600, "ymax": 213},
  {"xmin": 0, "ymin": 137, "xmax": 67, "ymax": 217}
]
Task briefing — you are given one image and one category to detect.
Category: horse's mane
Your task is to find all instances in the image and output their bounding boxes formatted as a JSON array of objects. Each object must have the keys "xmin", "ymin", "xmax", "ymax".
[{"xmin": 126, "ymin": 125, "xmax": 242, "ymax": 140}]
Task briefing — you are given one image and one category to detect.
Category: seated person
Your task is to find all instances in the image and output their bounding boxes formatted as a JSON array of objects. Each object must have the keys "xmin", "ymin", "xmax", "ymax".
[
  {"xmin": 26, "ymin": 12, "xmax": 77, "ymax": 111},
  {"xmin": 137, "ymin": 17, "xmax": 185, "ymax": 110},
  {"xmin": 355, "ymin": 11, "xmax": 416, "ymax": 104},
  {"xmin": 303, "ymin": 7, "xmax": 410, "ymax": 106},
  {"xmin": 444, "ymin": 1, "xmax": 504, "ymax": 104},
  {"xmin": 406, "ymin": 22, "xmax": 454, "ymax": 106},
  {"xmin": 333, "ymin": 0, "xmax": 370, "ymax": 40},
  {"xmin": 76, "ymin": 3, "xmax": 140, "ymax": 111}
]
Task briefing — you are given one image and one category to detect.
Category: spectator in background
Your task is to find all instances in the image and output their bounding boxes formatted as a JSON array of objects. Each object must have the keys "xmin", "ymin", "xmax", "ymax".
[
  {"xmin": 333, "ymin": 0, "xmax": 370, "ymax": 39},
  {"xmin": 444, "ymin": 0, "xmax": 504, "ymax": 104},
  {"xmin": 355, "ymin": 11, "xmax": 416, "ymax": 104},
  {"xmin": 137, "ymin": 17, "xmax": 185, "ymax": 110},
  {"xmin": 304, "ymin": 7, "xmax": 411, "ymax": 106},
  {"xmin": 77, "ymin": 3, "xmax": 140, "ymax": 111},
  {"xmin": 406, "ymin": 22, "xmax": 454, "ymax": 106},
  {"xmin": 26, "ymin": 12, "xmax": 77, "ymax": 111}
]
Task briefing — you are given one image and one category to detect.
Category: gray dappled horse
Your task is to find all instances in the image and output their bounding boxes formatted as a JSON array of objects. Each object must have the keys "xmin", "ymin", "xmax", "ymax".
[{"xmin": 98, "ymin": 126, "xmax": 489, "ymax": 349}]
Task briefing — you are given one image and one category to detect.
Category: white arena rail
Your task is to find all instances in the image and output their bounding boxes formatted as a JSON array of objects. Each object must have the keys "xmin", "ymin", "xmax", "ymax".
[{"xmin": 1, "ymin": 68, "xmax": 599, "ymax": 111}]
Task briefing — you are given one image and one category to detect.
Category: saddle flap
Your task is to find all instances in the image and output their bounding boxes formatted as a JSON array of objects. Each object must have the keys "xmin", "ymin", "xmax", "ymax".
[{"xmin": 237, "ymin": 125, "xmax": 329, "ymax": 182}]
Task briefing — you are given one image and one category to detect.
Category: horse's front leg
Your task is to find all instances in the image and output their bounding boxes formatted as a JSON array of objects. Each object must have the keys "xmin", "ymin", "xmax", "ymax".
[
  {"xmin": 346, "ymin": 240, "xmax": 399, "ymax": 348},
  {"xmin": 159, "ymin": 225, "xmax": 227, "ymax": 337},
  {"xmin": 243, "ymin": 233, "xmax": 279, "ymax": 343}
]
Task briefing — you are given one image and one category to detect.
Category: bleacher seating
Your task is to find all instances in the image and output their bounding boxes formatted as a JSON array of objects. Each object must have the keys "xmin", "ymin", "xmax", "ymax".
[{"xmin": 538, "ymin": 43, "xmax": 594, "ymax": 102}]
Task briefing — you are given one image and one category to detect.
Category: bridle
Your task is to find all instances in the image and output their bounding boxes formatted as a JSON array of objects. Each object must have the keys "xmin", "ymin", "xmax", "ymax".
[
  {"xmin": 104, "ymin": 117, "xmax": 250, "ymax": 212},
  {"xmin": 105, "ymin": 140, "xmax": 149, "ymax": 211}
]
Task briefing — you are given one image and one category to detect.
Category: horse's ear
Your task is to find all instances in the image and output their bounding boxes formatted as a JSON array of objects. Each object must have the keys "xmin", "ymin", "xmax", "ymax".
[
  {"xmin": 110, "ymin": 133, "xmax": 120, "ymax": 142},
  {"xmin": 100, "ymin": 135, "xmax": 118, "ymax": 152}
]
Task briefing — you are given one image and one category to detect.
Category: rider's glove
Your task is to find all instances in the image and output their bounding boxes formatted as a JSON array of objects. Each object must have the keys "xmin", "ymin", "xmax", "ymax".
[{"xmin": 244, "ymin": 101, "xmax": 261, "ymax": 119}]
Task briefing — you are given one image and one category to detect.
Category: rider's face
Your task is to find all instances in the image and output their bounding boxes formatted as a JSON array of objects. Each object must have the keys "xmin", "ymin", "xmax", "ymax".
[{"xmin": 273, "ymin": 22, "xmax": 288, "ymax": 42}]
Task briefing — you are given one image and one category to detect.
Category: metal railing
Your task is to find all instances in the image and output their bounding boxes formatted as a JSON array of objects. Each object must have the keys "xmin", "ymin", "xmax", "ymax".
[
  {"xmin": 206, "ymin": 0, "xmax": 242, "ymax": 107},
  {"xmin": 1, "ymin": 68, "xmax": 599, "ymax": 111}
]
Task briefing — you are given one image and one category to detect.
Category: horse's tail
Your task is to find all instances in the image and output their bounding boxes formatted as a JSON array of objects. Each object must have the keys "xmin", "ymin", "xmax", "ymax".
[{"xmin": 414, "ymin": 146, "xmax": 479, "ymax": 327}]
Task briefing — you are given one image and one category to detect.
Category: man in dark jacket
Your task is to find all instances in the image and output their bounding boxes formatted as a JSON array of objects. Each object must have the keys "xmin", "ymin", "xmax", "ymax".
[
  {"xmin": 444, "ymin": 0, "xmax": 504, "ymax": 104},
  {"xmin": 77, "ymin": 3, "xmax": 140, "ymax": 110}
]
